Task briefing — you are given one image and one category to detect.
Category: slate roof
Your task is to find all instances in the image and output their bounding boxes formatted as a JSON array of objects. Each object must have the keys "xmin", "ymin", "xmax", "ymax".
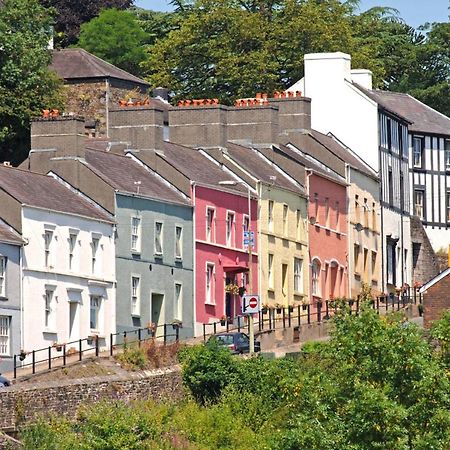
[
  {"xmin": 159, "ymin": 142, "xmax": 247, "ymax": 194},
  {"xmin": 223, "ymin": 143, "xmax": 305, "ymax": 195},
  {"xmin": 275, "ymin": 143, "xmax": 346, "ymax": 185},
  {"xmin": 0, "ymin": 166, "xmax": 113, "ymax": 222},
  {"xmin": 358, "ymin": 88, "xmax": 450, "ymax": 136},
  {"xmin": 50, "ymin": 48, "xmax": 149, "ymax": 87},
  {"xmin": 308, "ymin": 130, "xmax": 377, "ymax": 179},
  {"xmin": 84, "ymin": 149, "xmax": 191, "ymax": 206},
  {"xmin": 0, "ymin": 220, "xmax": 22, "ymax": 246}
]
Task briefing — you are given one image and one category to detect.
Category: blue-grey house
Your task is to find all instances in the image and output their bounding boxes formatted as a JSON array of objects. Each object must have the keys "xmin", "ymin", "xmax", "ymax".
[
  {"xmin": 0, "ymin": 220, "xmax": 22, "ymax": 373},
  {"xmin": 24, "ymin": 115, "xmax": 194, "ymax": 338}
]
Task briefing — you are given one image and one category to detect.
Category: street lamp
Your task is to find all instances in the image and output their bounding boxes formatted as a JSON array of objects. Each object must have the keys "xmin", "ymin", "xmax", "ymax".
[{"xmin": 219, "ymin": 180, "xmax": 256, "ymax": 354}]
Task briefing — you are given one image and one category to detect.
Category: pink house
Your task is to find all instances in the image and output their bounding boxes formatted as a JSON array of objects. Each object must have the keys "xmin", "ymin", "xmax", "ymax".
[
  {"xmin": 307, "ymin": 170, "xmax": 348, "ymax": 303},
  {"xmin": 194, "ymin": 184, "xmax": 258, "ymax": 324}
]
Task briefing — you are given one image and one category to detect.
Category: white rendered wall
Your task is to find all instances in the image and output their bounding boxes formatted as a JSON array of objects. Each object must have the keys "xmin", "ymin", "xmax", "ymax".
[
  {"xmin": 294, "ymin": 52, "xmax": 380, "ymax": 172},
  {"xmin": 21, "ymin": 207, "xmax": 116, "ymax": 354}
]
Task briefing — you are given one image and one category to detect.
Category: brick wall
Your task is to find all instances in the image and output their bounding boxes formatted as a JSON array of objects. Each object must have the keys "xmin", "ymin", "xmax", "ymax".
[
  {"xmin": 0, "ymin": 367, "xmax": 183, "ymax": 432},
  {"xmin": 423, "ymin": 272, "xmax": 450, "ymax": 328}
]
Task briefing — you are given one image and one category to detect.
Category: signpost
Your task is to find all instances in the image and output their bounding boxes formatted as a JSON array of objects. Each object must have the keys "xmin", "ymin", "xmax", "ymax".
[{"xmin": 242, "ymin": 294, "xmax": 259, "ymax": 355}]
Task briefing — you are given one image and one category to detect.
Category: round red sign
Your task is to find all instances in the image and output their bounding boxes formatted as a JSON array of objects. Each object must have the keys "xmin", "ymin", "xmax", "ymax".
[{"xmin": 249, "ymin": 297, "xmax": 258, "ymax": 308}]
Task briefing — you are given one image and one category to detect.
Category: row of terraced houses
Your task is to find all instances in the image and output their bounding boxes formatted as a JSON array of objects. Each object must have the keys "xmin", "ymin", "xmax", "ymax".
[{"xmin": 0, "ymin": 51, "xmax": 448, "ymax": 372}]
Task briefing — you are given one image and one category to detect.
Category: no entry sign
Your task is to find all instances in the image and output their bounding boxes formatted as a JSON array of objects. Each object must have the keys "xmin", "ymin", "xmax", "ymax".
[{"xmin": 242, "ymin": 294, "xmax": 260, "ymax": 314}]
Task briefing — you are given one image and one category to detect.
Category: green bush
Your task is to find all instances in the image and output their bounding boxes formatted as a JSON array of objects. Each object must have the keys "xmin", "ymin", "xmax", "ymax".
[{"xmin": 116, "ymin": 346, "xmax": 146, "ymax": 370}]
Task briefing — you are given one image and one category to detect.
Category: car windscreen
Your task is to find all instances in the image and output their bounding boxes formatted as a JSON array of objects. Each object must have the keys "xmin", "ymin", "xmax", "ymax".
[{"xmin": 217, "ymin": 335, "xmax": 234, "ymax": 345}]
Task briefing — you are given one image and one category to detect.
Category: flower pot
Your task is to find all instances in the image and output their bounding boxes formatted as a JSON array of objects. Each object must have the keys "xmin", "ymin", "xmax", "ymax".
[
  {"xmin": 302, "ymin": 304, "xmax": 308, "ymax": 311},
  {"xmin": 220, "ymin": 320, "xmax": 226, "ymax": 326},
  {"xmin": 262, "ymin": 307, "xmax": 268, "ymax": 314},
  {"xmin": 276, "ymin": 308, "xmax": 282, "ymax": 314},
  {"xmin": 288, "ymin": 306, "xmax": 294, "ymax": 312}
]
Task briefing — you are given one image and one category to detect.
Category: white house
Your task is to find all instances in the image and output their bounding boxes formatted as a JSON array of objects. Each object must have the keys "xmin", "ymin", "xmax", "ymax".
[
  {"xmin": 0, "ymin": 166, "xmax": 116, "ymax": 357},
  {"xmin": 289, "ymin": 52, "xmax": 412, "ymax": 292}
]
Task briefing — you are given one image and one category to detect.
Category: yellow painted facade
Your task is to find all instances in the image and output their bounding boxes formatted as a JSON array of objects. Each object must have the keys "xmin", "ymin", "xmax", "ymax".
[
  {"xmin": 257, "ymin": 184, "xmax": 309, "ymax": 307},
  {"xmin": 347, "ymin": 167, "xmax": 381, "ymax": 297}
]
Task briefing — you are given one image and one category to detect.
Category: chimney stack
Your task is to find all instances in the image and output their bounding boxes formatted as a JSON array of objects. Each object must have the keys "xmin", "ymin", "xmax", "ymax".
[{"xmin": 109, "ymin": 106, "xmax": 164, "ymax": 150}]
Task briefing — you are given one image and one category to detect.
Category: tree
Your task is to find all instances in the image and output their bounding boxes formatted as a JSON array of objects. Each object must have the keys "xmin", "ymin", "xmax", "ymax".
[
  {"xmin": 78, "ymin": 8, "xmax": 147, "ymax": 76},
  {"xmin": 0, "ymin": 0, "xmax": 64, "ymax": 164},
  {"xmin": 39, "ymin": 0, "xmax": 134, "ymax": 47},
  {"xmin": 144, "ymin": 0, "xmax": 389, "ymax": 103}
]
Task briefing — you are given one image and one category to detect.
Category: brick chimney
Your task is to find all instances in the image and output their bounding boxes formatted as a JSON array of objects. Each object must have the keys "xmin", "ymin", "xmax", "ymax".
[
  {"xmin": 31, "ymin": 116, "xmax": 86, "ymax": 158},
  {"xmin": 269, "ymin": 96, "xmax": 311, "ymax": 136},
  {"xmin": 109, "ymin": 106, "xmax": 164, "ymax": 150}
]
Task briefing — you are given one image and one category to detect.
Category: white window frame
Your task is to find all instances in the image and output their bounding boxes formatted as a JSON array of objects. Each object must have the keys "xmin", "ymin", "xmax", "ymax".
[
  {"xmin": 155, "ymin": 221, "xmax": 163, "ymax": 256},
  {"xmin": 413, "ymin": 137, "xmax": 423, "ymax": 168},
  {"xmin": 206, "ymin": 207, "xmax": 215, "ymax": 243},
  {"xmin": 90, "ymin": 295, "xmax": 102, "ymax": 331},
  {"xmin": 268, "ymin": 254, "xmax": 274, "ymax": 289},
  {"xmin": 226, "ymin": 211, "xmax": 235, "ymax": 247},
  {"xmin": 294, "ymin": 258, "xmax": 303, "ymax": 293},
  {"xmin": 175, "ymin": 226, "xmax": 183, "ymax": 260},
  {"xmin": 206, "ymin": 263, "xmax": 215, "ymax": 305},
  {"xmin": 0, "ymin": 256, "xmax": 6, "ymax": 297},
  {"xmin": 44, "ymin": 288, "xmax": 56, "ymax": 330},
  {"xmin": 354, "ymin": 244, "xmax": 360, "ymax": 274},
  {"xmin": 283, "ymin": 204, "xmax": 288, "ymax": 235},
  {"xmin": 445, "ymin": 140, "xmax": 450, "ymax": 169},
  {"xmin": 131, "ymin": 217, "xmax": 141, "ymax": 253},
  {"xmin": 447, "ymin": 192, "xmax": 450, "ymax": 222},
  {"xmin": 296, "ymin": 209, "xmax": 301, "ymax": 240},
  {"xmin": 324, "ymin": 198, "xmax": 330, "ymax": 228},
  {"xmin": 414, "ymin": 190, "xmax": 424, "ymax": 219},
  {"xmin": 131, "ymin": 276, "xmax": 140, "ymax": 316},
  {"xmin": 311, "ymin": 259, "xmax": 321, "ymax": 297},
  {"xmin": 268, "ymin": 200, "xmax": 274, "ymax": 232},
  {"xmin": 91, "ymin": 235, "xmax": 100, "ymax": 275},
  {"xmin": 0, "ymin": 316, "xmax": 10, "ymax": 356},
  {"xmin": 174, "ymin": 282, "xmax": 182, "ymax": 320},
  {"xmin": 44, "ymin": 229, "xmax": 53, "ymax": 268}
]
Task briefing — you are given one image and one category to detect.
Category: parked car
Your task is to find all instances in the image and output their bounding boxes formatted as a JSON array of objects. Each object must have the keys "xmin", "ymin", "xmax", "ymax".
[
  {"xmin": 208, "ymin": 332, "xmax": 261, "ymax": 354},
  {"xmin": 0, "ymin": 374, "xmax": 10, "ymax": 388}
]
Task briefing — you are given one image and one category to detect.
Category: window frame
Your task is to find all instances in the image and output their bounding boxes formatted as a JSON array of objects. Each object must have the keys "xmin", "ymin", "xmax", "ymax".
[
  {"xmin": 413, "ymin": 136, "xmax": 424, "ymax": 168},
  {"xmin": 0, "ymin": 316, "xmax": 10, "ymax": 356},
  {"xmin": 90, "ymin": 295, "xmax": 101, "ymax": 331},
  {"xmin": 268, "ymin": 200, "xmax": 274, "ymax": 232},
  {"xmin": 131, "ymin": 216, "xmax": 141, "ymax": 253},
  {"xmin": 68, "ymin": 232, "xmax": 78, "ymax": 271},
  {"xmin": 282, "ymin": 204, "xmax": 288, "ymax": 235},
  {"xmin": 44, "ymin": 288, "xmax": 56, "ymax": 330},
  {"xmin": 294, "ymin": 257, "xmax": 303, "ymax": 293},
  {"xmin": 174, "ymin": 282, "xmax": 182, "ymax": 320},
  {"xmin": 175, "ymin": 225, "xmax": 183, "ymax": 260},
  {"xmin": 0, "ymin": 256, "xmax": 6, "ymax": 297},
  {"xmin": 268, "ymin": 254, "xmax": 274, "ymax": 289},
  {"xmin": 91, "ymin": 235, "xmax": 100, "ymax": 275},
  {"xmin": 154, "ymin": 221, "xmax": 164, "ymax": 256},
  {"xmin": 205, "ymin": 263, "xmax": 215, "ymax": 305},
  {"xmin": 226, "ymin": 211, "xmax": 235, "ymax": 247},
  {"xmin": 44, "ymin": 229, "xmax": 53, "ymax": 268},
  {"xmin": 131, "ymin": 275, "xmax": 141, "ymax": 316},
  {"xmin": 414, "ymin": 189, "xmax": 425, "ymax": 219},
  {"xmin": 206, "ymin": 207, "xmax": 215, "ymax": 242},
  {"xmin": 311, "ymin": 259, "xmax": 321, "ymax": 297}
]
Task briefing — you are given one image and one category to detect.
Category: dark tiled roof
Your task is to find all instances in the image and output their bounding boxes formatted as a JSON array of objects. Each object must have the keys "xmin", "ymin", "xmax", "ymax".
[
  {"xmin": 160, "ymin": 142, "xmax": 246, "ymax": 194},
  {"xmin": 50, "ymin": 48, "xmax": 149, "ymax": 87},
  {"xmin": 224, "ymin": 143, "xmax": 305, "ymax": 195},
  {"xmin": 354, "ymin": 84, "xmax": 412, "ymax": 125},
  {"xmin": 308, "ymin": 130, "xmax": 378, "ymax": 178},
  {"xmin": 0, "ymin": 220, "xmax": 22, "ymax": 246},
  {"xmin": 0, "ymin": 166, "xmax": 113, "ymax": 222},
  {"xmin": 275, "ymin": 143, "xmax": 346, "ymax": 185},
  {"xmin": 359, "ymin": 88, "xmax": 450, "ymax": 135},
  {"xmin": 84, "ymin": 149, "xmax": 191, "ymax": 206}
]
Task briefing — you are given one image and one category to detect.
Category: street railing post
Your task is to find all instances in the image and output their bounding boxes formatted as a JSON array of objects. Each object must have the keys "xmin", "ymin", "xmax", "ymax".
[
  {"xmin": 110, "ymin": 333, "xmax": 114, "ymax": 356},
  {"xmin": 63, "ymin": 344, "xmax": 66, "ymax": 366},
  {"xmin": 13, "ymin": 355, "xmax": 17, "ymax": 379},
  {"xmin": 79, "ymin": 339, "xmax": 82, "ymax": 361},
  {"xmin": 138, "ymin": 328, "xmax": 142, "ymax": 348},
  {"xmin": 307, "ymin": 304, "xmax": 311, "ymax": 325},
  {"xmin": 282, "ymin": 308, "xmax": 286, "ymax": 329},
  {"xmin": 203, "ymin": 324, "xmax": 206, "ymax": 341},
  {"xmin": 95, "ymin": 335, "xmax": 99, "ymax": 357},
  {"xmin": 164, "ymin": 324, "xmax": 167, "ymax": 345},
  {"xmin": 48, "ymin": 347, "xmax": 52, "ymax": 370},
  {"xmin": 32, "ymin": 350, "xmax": 36, "ymax": 374}
]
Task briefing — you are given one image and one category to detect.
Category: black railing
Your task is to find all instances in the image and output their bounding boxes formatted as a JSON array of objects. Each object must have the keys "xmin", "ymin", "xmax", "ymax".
[
  {"xmin": 13, "ymin": 322, "xmax": 181, "ymax": 379},
  {"xmin": 203, "ymin": 289, "xmax": 422, "ymax": 341}
]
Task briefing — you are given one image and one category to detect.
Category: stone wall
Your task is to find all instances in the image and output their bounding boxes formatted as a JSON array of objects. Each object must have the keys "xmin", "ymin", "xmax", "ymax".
[
  {"xmin": 423, "ymin": 272, "xmax": 450, "ymax": 329},
  {"xmin": 411, "ymin": 216, "xmax": 441, "ymax": 284},
  {"xmin": 0, "ymin": 367, "xmax": 183, "ymax": 432}
]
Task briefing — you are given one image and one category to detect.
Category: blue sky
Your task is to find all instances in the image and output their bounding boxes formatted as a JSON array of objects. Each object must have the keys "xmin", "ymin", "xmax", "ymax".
[{"xmin": 136, "ymin": 0, "xmax": 449, "ymax": 28}]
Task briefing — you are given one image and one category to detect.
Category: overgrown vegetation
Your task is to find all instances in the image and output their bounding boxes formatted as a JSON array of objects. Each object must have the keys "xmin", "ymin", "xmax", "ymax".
[
  {"xmin": 20, "ymin": 306, "xmax": 450, "ymax": 449},
  {"xmin": 116, "ymin": 338, "xmax": 181, "ymax": 370}
]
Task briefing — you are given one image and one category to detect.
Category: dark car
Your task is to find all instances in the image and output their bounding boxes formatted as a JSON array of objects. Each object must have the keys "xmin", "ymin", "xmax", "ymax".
[
  {"xmin": 209, "ymin": 332, "xmax": 261, "ymax": 354},
  {"xmin": 0, "ymin": 374, "xmax": 10, "ymax": 388}
]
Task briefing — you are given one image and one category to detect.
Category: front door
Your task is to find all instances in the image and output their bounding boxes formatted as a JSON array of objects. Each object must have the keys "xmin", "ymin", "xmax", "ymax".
[
  {"xmin": 151, "ymin": 293, "xmax": 164, "ymax": 327},
  {"xmin": 225, "ymin": 276, "xmax": 233, "ymax": 319},
  {"xmin": 69, "ymin": 302, "xmax": 79, "ymax": 342}
]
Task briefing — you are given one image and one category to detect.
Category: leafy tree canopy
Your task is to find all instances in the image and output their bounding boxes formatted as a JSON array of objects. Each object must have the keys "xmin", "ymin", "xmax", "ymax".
[
  {"xmin": 78, "ymin": 8, "xmax": 148, "ymax": 76},
  {"xmin": 0, "ymin": 0, "xmax": 64, "ymax": 164},
  {"xmin": 39, "ymin": 0, "xmax": 134, "ymax": 47}
]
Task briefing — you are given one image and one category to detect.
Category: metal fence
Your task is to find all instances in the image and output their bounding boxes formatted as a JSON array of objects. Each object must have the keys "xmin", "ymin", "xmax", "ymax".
[
  {"xmin": 13, "ymin": 322, "xmax": 181, "ymax": 379},
  {"xmin": 203, "ymin": 289, "xmax": 423, "ymax": 341}
]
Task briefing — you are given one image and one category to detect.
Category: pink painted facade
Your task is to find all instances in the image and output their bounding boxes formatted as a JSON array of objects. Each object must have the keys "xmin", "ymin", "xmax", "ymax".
[
  {"xmin": 194, "ymin": 185, "xmax": 258, "ymax": 324},
  {"xmin": 307, "ymin": 171, "xmax": 348, "ymax": 304}
]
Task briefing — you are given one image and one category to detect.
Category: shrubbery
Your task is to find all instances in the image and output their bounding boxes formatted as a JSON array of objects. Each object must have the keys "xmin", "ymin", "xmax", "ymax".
[{"xmin": 20, "ymin": 307, "xmax": 450, "ymax": 449}]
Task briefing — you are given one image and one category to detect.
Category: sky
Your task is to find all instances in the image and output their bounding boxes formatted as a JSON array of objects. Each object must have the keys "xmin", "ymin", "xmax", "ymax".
[{"xmin": 136, "ymin": 0, "xmax": 449, "ymax": 28}]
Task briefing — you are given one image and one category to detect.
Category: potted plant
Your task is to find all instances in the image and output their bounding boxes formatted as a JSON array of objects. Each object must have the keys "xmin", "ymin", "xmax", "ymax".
[
  {"xmin": 19, "ymin": 349, "xmax": 28, "ymax": 361},
  {"xmin": 275, "ymin": 303, "xmax": 282, "ymax": 314},
  {"xmin": 52, "ymin": 342, "xmax": 64, "ymax": 352},
  {"xmin": 238, "ymin": 286, "xmax": 246, "ymax": 297},
  {"xmin": 288, "ymin": 304, "xmax": 294, "ymax": 313},
  {"xmin": 348, "ymin": 298, "xmax": 354, "ymax": 306},
  {"xmin": 224, "ymin": 283, "xmax": 240, "ymax": 295},
  {"xmin": 171, "ymin": 319, "xmax": 182, "ymax": 330},
  {"xmin": 262, "ymin": 304, "xmax": 269, "ymax": 314},
  {"xmin": 220, "ymin": 315, "xmax": 227, "ymax": 326},
  {"xmin": 316, "ymin": 299, "xmax": 323, "ymax": 308}
]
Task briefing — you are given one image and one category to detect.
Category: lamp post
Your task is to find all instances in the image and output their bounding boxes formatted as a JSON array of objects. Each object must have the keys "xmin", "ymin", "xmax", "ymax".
[{"xmin": 219, "ymin": 180, "xmax": 255, "ymax": 354}]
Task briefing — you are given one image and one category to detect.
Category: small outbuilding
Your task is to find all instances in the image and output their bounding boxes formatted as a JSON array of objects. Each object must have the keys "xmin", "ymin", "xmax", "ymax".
[{"xmin": 419, "ymin": 267, "xmax": 450, "ymax": 328}]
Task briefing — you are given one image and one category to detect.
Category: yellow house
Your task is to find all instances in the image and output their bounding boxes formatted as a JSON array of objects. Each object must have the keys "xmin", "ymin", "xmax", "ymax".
[{"xmin": 204, "ymin": 143, "xmax": 309, "ymax": 307}]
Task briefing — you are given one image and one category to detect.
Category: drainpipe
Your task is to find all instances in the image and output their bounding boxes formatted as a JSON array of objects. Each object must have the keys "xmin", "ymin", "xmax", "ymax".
[
  {"xmin": 19, "ymin": 241, "xmax": 25, "ymax": 356},
  {"xmin": 191, "ymin": 181, "xmax": 197, "ymax": 335},
  {"xmin": 257, "ymin": 181, "xmax": 262, "ymax": 307},
  {"xmin": 105, "ymin": 79, "xmax": 110, "ymax": 137},
  {"xmin": 378, "ymin": 145, "xmax": 385, "ymax": 293},
  {"xmin": 306, "ymin": 170, "xmax": 313, "ymax": 302}
]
